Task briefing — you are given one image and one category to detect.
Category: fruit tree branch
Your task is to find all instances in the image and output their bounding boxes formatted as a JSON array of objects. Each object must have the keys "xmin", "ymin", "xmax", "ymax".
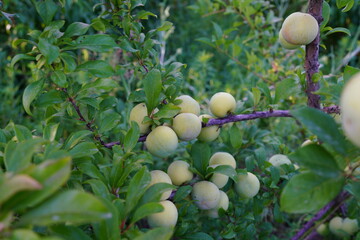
[
  {"xmin": 291, "ymin": 191, "xmax": 351, "ymax": 240},
  {"xmin": 305, "ymin": 0, "xmax": 323, "ymax": 109}
]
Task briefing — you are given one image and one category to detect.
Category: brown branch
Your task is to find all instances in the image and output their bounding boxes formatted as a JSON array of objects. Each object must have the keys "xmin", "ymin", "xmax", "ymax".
[
  {"xmin": 305, "ymin": 0, "xmax": 323, "ymax": 109},
  {"xmin": 61, "ymin": 88, "xmax": 106, "ymax": 146}
]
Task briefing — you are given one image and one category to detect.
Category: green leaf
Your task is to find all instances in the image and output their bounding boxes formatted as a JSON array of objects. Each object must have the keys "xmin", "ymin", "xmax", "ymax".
[
  {"xmin": 74, "ymin": 35, "xmax": 117, "ymax": 52},
  {"xmin": 182, "ymin": 232, "xmax": 214, "ymax": 240},
  {"xmin": 63, "ymin": 22, "xmax": 90, "ymax": 38},
  {"xmin": 280, "ymin": 171, "xmax": 344, "ymax": 213},
  {"xmin": 43, "ymin": 123, "xmax": 60, "ymax": 141},
  {"xmin": 50, "ymin": 225, "xmax": 92, "ymax": 240},
  {"xmin": 69, "ymin": 142, "xmax": 99, "ymax": 159},
  {"xmin": 343, "ymin": 65, "xmax": 360, "ymax": 83},
  {"xmin": 3, "ymin": 157, "xmax": 71, "ymax": 211},
  {"xmin": 290, "ymin": 107, "xmax": 347, "ymax": 155},
  {"xmin": 320, "ymin": 1, "xmax": 330, "ymax": 31},
  {"xmin": 275, "ymin": 78, "xmax": 297, "ymax": 103},
  {"xmin": 23, "ymin": 79, "xmax": 44, "ymax": 115},
  {"xmin": 143, "ymin": 69, "xmax": 162, "ymax": 114},
  {"xmin": 125, "ymin": 167, "xmax": 151, "ymax": 215},
  {"xmin": 133, "ymin": 227, "xmax": 173, "ymax": 240},
  {"xmin": 51, "ymin": 70, "xmax": 67, "ymax": 87},
  {"xmin": 290, "ymin": 144, "xmax": 343, "ymax": 176},
  {"xmin": 229, "ymin": 124, "xmax": 242, "ymax": 148},
  {"xmin": 14, "ymin": 124, "xmax": 33, "ymax": 141},
  {"xmin": 38, "ymin": 38, "xmax": 60, "ymax": 64},
  {"xmin": 173, "ymin": 185, "xmax": 192, "ymax": 202},
  {"xmin": 157, "ymin": 21, "xmax": 173, "ymax": 31},
  {"xmin": 76, "ymin": 60, "xmax": 114, "ymax": 78},
  {"xmin": 99, "ymin": 112, "xmax": 120, "ymax": 133},
  {"xmin": 63, "ymin": 130, "xmax": 93, "ymax": 150},
  {"xmin": 11, "ymin": 54, "xmax": 36, "ymax": 68},
  {"xmin": 208, "ymin": 165, "xmax": 237, "ymax": 181},
  {"xmin": 124, "ymin": 121, "xmax": 140, "ymax": 153},
  {"xmin": 4, "ymin": 138, "xmax": 47, "ymax": 172},
  {"xmin": 324, "ymin": 27, "xmax": 351, "ymax": 37},
  {"xmin": 139, "ymin": 183, "xmax": 176, "ymax": 206},
  {"xmin": 191, "ymin": 142, "xmax": 211, "ymax": 178},
  {"xmin": 36, "ymin": 0, "xmax": 58, "ymax": 24},
  {"xmin": 130, "ymin": 202, "xmax": 164, "ymax": 225},
  {"xmin": 85, "ymin": 179, "xmax": 112, "ymax": 201},
  {"xmin": 18, "ymin": 190, "xmax": 111, "ymax": 226},
  {"xmin": 0, "ymin": 174, "xmax": 42, "ymax": 205},
  {"xmin": 153, "ymin": 103, "xmax": 181, "ymax": 119}
]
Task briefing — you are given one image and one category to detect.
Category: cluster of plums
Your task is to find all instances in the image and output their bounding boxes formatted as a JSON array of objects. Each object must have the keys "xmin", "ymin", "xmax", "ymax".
[
  {"xmin": 317, "ymin": 216, "xmax": 359, "ymax": 238},
  {"xmin": 145, "ymin": 152, "xmax": 261, "ymax": 228},
  {"xmin": 129, "ymin": 92, "xmax": 236, "ymax": 158},
  {"xmin": 278, "ymin": 12, "xmax": 319, "ymax": 49}
]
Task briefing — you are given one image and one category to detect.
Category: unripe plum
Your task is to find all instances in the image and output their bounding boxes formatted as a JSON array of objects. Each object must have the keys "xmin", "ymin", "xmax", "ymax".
[
  {"xmin": 281, "ymin": 12, "xmax": 319, "ymax": 45},
  {"xmin": 129, "ymin": 103, "xmax": 151, "ymax": 134},
  {"xmin": 197, "ymin": 114, "xmax": 221, "ymax": 142},
  {"xmin": 340, "ymin": 73, "xmax": 360, "ymax": 147},
  {"xmin": 278, "ymin": 30, "xmax": 300, "ymax": 50},
  {"xmin": 206, "ymin": 190, "xmax": 229, "ymax": 218},
  {"xmin": 329, "ymin": 216, "xmax": 347, "ymax": 237},
  {"xmin": 209, "ymin": 152, "xmax": 236, "ymax": 169},
  {"xmin": 172, "ymin": 113, "xmax": 202, "ymax": 141},
  {"xmin": 176, "ymin": 95, "xmax": 200, "ymax": 115},
  {"xmin": 209, "ymin": 164, "xmax": 229, "ymax": 189},
  {"xmin": 145, "ymin": 126, "xmax": 178, "ymax": 158},
  {"xmin": 147, "ymin": 200, "xmax": 178, "ymax": 228},
  {"xmin": 268, "ymin": 154, "xmax": 292, "ymax": 169},
  {"xmin": 149, "ymin": 170, "xmax": 173, "ymax": 200},
  {"xmin": 234, "ymin": 172, "xmax": 260, "ymax": 198},
  {"xmin": 316, "ymin": 223, "xmax": 328, "ymax": 236},
  {"xmin": 342, "ymin": 218, "xmax": 359, "ymax": 235},
  {"xmin": 167, "ymin": 160, "xmax": 193, "ymax": 186},
  {"xmin": 191, "ymin": 181, "xmax": 220, "ymax": 210},
  {"xmin": 209, "ymin": 92, "xmax": 236, "ymax": 118}
]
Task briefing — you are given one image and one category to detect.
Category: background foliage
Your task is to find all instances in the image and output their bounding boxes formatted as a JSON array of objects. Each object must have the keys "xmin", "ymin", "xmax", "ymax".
[{"xmin": 0, "ymin": 0, "xmax": 359, "ymax": 239}]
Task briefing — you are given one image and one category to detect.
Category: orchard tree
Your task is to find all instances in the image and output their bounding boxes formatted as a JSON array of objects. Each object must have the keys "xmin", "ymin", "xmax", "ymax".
[{"xmin": 0, "ymin": 0, "xmax": 359, "ymax": 239}]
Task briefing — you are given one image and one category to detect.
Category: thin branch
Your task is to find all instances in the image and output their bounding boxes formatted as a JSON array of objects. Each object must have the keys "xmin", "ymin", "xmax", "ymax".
[
  {"xmin": 305, "ymin": 0, "xmax": 323, "ymax": 108},
  {"xmin": 292, "ymin": 191, "xmax": 351, "ymax": 240}
]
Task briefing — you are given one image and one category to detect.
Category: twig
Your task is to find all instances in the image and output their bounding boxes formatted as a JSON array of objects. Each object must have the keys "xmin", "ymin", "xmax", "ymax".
[
  {"xmin": 292, "ymin": 191, "xmax": 351, "ymax": 240},
  {"xmin": 305, "ymin": 0, "xmax": 323, "ymax": 108}
]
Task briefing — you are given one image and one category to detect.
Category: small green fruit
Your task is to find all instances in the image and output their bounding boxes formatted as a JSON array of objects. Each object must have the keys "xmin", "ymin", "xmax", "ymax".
[
  {"xmin": 234, "ymin": 172, "xmax": 260, "ymax": 198},
  {"xmin": 342, "ymin": 218, "xmax": 359, "ymax": 235},
  {"xmin": 149, "ymin": 170, "xmax": 173, "ymax": 200},
  {"xmin": 281, "ymin": 12, "xmax": 319, "ymax": 45},
  {"xmin": 145, "ymin": 126, "xmax": 178, "ymax": 158},
  {"xmin": 209, "ymin": 152, "xmax": 236, "ymax": 169},
  {"xmin": 209, "ymin": 92, "xmax": 236, "ymax": 118},
  {"xmin": 176, "ymin": 95, "xmax": 200, "ymax": 115},
  {"xmin": 191, "ymin": 181, "xmax": 220, "ymax": 210},
  {"xmin": 206, "ymin": 190, "xmax": 229, "ymax": 218},
  {"xmin": 268, "ymin": 154, "xmax": 291, "ymax": 169},
  {"xmin": 316, "ymin": 223, "xmax": 328, "ymax": 236},
  {"xmin": 329, "ymin": 216, "xmax": 347, "ymax": 237},
  {"xmin": 172, "ymin": 113, "xmax": 202, "ymax": 141},
  {"xmin": 167, "ymin": 160, "xmax": 193, "ymax": 186},
  {"xmin": 129, "ymin": 103, "xmax": 151, "ymax": 134},
  {"xmin": 197, "ymin": 114, "xmax": 221, "ymax": 142},
  {"xmin": 147, "ymin": 200, "xmax": 178, "ymax": 228},
  {"xmin": 340, "ymin": 73, "xmax": 360, "ymax": 147}
]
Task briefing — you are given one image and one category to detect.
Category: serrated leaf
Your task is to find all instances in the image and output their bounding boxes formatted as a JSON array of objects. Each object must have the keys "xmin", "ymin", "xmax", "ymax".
[
  {"xmin": 51, "ymin": 70, "xmax": 67, "ymax": 87},
  {"xmin": 124, "ymin": 121, "xmax": 140, "ymax": 153},
  {"xmin": 130, "ymin": 202, "xmax": 164, "ymax": 225},
  {"xmin": 18, "ymin": 190, "xmax": 111, "ymax": 226},
  {"xmin": 143, "ymin": 69, "xmax": 162, "ymax": 114},
  {"xmin": 290, "ymin": 107, "xmax": 347, "ymax": 155},
  {"xmin": 63, "ymin": 22, "xmax": 90, "ymax": 38},
  {"xmin": 133, "ymin": 227, "xmax": 173, "ymax": 240},
  {"xmin": 38, "ymin": 38, "xmax": 60, "ymax": 64},
  {"xmin": 280, "ymin": 172, "xmax": 344, "ymax": 213},
  {"xmin": 289, "ymin": 144, "xmax": 343, "ymax": 176},
  {"xmin": 23, "ymin": 79, "xmax": 44, "ymax": 115},
  {"xmin": 4, "ymin": 138, "xmax": 47, "ymax": 172},
  {"xmin": 76, "ymin": 60, "xmax": 114, "ymax": 78}
]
